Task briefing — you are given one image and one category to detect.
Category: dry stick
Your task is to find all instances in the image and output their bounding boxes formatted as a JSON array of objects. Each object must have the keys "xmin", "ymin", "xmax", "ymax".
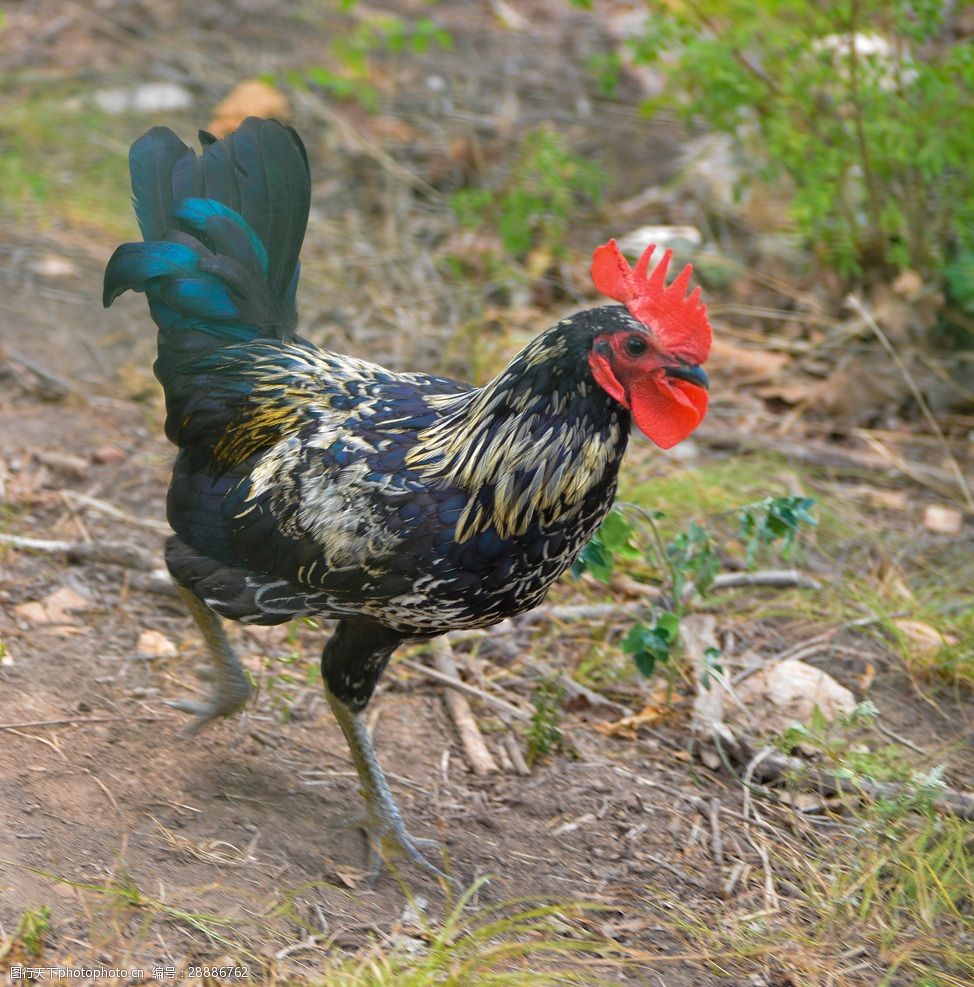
[
  {"xmin": 710, "ymin": 570, "xmax": 821, "ymax": 592},
  {"xmin": 398, "ymin": 657, "xmax": 530, "ymax": 721},
  {"xmin": 846, "ymin": 294, "xmax": 974, "ymax": 512},
  {"xmin": 503, "ymin": 732, "xmax": 531, "ymax": 776},
  {"xmin": 741, "ymin": 740, "xmax": 974, "ymax": 821},
  {"xmin": 708, "ymin": 799, "xmax": 724, "ymax": 868},
  {"xmin": 129, "ymin": 570, "xmax": 180, "ymax": 597},
  {"xmin": 700, "ymin": 429, "xmax": 962, "ymax": 497},
  {"xmin": 0, "ymin": 533, "xmax": 156, "ymax": 570},
  {"xmin": 0, "ymin": 716, "xmax": 164, "ymax": 732},
  {"xmin": 428, "ymin": 639, "xmax": 499, "ymax": 776},
  {"xmin": 59, "ymin": 490, "xmax": 171, "ymax": 533}
]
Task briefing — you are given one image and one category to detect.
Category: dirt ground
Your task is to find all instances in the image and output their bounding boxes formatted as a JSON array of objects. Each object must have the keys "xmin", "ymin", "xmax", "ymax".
[{"xmin": 1, "ymin": 1, "xmax": 973, "ymax": 984}]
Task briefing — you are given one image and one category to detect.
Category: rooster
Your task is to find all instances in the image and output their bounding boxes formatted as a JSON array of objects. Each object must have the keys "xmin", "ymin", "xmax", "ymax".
[{"xmin": 103, "ymin": 118, "xmax": 712, "ymax": 880}]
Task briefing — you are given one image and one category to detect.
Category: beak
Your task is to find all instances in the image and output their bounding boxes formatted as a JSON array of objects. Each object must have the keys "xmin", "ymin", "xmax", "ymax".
[{"xmin": 664, "ymin": 364, "xmax": 709, "ymax": 390}]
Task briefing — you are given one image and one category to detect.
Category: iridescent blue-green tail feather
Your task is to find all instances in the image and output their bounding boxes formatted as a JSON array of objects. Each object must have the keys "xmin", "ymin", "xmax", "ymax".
[{"xmin": 103, "ymin": 117, "xmax": 311, "ymax": 367}]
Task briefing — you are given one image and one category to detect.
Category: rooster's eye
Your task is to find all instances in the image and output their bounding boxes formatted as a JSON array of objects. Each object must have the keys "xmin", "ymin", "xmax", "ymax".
[{"xmin": 625, "ymin": 335, "xmax": 648, "ymax": 357}]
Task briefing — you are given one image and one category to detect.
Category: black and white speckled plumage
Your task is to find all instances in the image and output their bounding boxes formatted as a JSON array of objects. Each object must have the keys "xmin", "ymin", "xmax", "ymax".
[
  {"xmin": 163, "ymin": 306, "xmax": 636, "ymax": 645},
  {"xmin": 103, "ymin": 118, "xmax": 644, "ymax": 712}
]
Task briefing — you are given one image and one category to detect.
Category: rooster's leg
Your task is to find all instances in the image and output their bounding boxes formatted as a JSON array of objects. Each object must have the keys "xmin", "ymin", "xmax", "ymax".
[
  {"xmin": 321, "ymin": 618, "xmax": 449, "ymax": 883},
  {"xmin": 324, "ymin": 685, "xmax": 448, "ymax": 883},
  {"xmin": 167, "ymin": 585, "xmax": 252, "ymax": 732}
]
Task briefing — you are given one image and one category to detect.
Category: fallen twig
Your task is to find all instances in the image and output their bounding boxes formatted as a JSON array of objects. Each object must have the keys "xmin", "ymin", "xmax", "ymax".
[
  {"xmin": 503, "ymin": 731, "xmax": 531, "ymax": 776},
  {"xmin": 684, "ymin": 614, "xmax": 742, "ymax": 762},
  {"xmin": 0, "ymin": 715, "xmax": 165, "ymax": 732},
  {"xmin": 428, "ymin": 639, "xmax": 499, "ymax": 776},
  {"xmin": 711, "ymin": 570, "xmax": 821, "ymax": 592},
  {"xmin": 703, "ymin": 429, "xmax": 964, "ymax": 500},
  {"xmin": 520, "ymin": 656, "xmax": 633, "ymax": 718},
  {"xmin": 518, "ymin": 602, "xmax": 651, "ymax": 625},
  {"xmin": 60, "ymin": 490, "xmax": 170, "ymax": 533},
  {"xmin": 399, "ymin": 657, "xmax": 530, "ymax": 721},
  {"xmin": 128, "ymin": 570, "xmax": 180, "ymax": 597},
  {"xmin": 0, "ymin": 533, "xmax": 156, "ymax": 570},
  {"xmin": 739, "ymin": 739, "xmax": 974, "ymax": 821}
]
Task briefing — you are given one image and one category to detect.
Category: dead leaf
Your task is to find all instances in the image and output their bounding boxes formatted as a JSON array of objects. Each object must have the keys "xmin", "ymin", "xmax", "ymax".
[
  {"xmin": 592, "ymin": 696, "xmax": 669, "ymax": 739},
  {"xmin": 711, "ymin": 338, "xmax": 789, "ymax": 384},
  {"xmin": 208, "ymin": 80, "xmax": 291, "ymax": 138},
  {"xmin": 334, "ymin": 866, "xmax": 367, "ymax": 889},
  {"xmin": 136, "ymin": 630, "xmax": 178, "ymax": 659},
  {"xmin": 893, "ymin": 619, "xmax": 956, "ymax": 658},
  {"xmin": 735, "ymin": 659, "xmax": 856, "ymax": 743},
  {"xmin": 922, "ymin": 504, "xmax": 963, "ymax": 534},
  {"xmin": 858, "ymin": 662, "xmax": 876, "ymax": 692}
]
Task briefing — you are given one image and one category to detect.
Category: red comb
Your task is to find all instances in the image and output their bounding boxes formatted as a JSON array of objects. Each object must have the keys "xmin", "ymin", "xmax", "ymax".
[{"xmin": 591, "ymin": 239, "xmax": 711, "ymax": 365}]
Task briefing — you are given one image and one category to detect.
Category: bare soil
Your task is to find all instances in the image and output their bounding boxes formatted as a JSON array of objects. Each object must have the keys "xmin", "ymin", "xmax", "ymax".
[{"xmin": 1, "ymin": 2, "xmax": 972, "ymax": 984}]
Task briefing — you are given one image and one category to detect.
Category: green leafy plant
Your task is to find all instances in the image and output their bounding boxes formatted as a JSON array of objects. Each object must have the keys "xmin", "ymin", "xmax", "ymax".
[
  {"xmin": 0, "ymin": 905, "xmax": 51, "ymax": 960},
  {"xmin": 288, "ymin": 13, "xmax": 451, "ymax": 112},
  {"xmin": 624, "ymin": 1, "xmax": 974, "ymax": 277},
  {"xmin": 739, "ymin": 495, "xmax": 817, "ymax": 565},
  {"xmin": 262, "ymin": 621, "xmax": 318, "ymax": 721},
  {"xmin": 576, "ymin": 496, "xmax": 816, "ymax": 679},
  {"xmin": 449, "ymin": 127, "xmax": 603, "ymax": 260}
]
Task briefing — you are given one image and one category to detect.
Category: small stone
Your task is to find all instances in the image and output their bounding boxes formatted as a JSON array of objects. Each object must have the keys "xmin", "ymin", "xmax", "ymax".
[
  {"xmin": 893, "ymin": 619, "xmax": 956, "ymax": 658},
  {"xmin": 93, "ymin": 83, "xmax": 193, "ymax": 115},
  {"xmin": 92, "ymin": 444, "xmax": 127, "ymax": 465},
  {"xmin": 29, "ymin": 254, "xmax": 79, "ymax": 279},
  {"xmin": 14, "ymin": 587, "xmax": 91, "ymax": 625},
  {"xmin": 922, "ymin": 504, "xmax": 963, "ymax": 534},
  {"xmin": 136, "ymin": 630, "xmax": 177, "ymax": 659}
]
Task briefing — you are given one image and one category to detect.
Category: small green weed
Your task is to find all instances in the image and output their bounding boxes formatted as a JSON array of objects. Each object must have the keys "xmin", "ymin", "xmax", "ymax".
[
  {"xmin": 776, "ymin": 700, "xmax": 918, "ymax": 786},
  {"xmin": 286, "ymin": 12, "xmax": 451, "ymax": 112},
  {"xmin": 262, "ymin": 621, "xmax": 319, "ymax": 721},
  {"xmin": 449, "ymin": 127, "xmax": 603, "ymax": 261},
  {"xmin": 526, "ymin": 678, "xmax": 566, "ymax": 766},
  {"xmin": 575, "ymin": 497, "xmax": 816, "ymax": 679},
  {"xmin": 0, "ymin": 905, "xmax": 52, "ymax": 961}
]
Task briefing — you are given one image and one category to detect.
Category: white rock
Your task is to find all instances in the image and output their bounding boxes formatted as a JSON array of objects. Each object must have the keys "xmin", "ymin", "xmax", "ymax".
[
  {"xmin": 93, "ymin": 83, "xmax": 193, "ymax": 115},
  {"xmin": 29, "ymin": 254, "xmax": 79, "ymax": 279},
  {"xmin": 922, "ymin": 505, "xmax": 963, "ymax": 534},
  {"xmin": 616, "ymin": 225, "xmax": 703, "ymax": 257}
]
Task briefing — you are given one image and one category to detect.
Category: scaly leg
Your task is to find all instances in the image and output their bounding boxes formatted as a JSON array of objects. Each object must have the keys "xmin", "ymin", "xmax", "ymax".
[
  {"xmin": 324, "ymin": 681, "xmax": 449, "ymax": 884},
  {"xmin": 167, "ymin": 584, "xmax": 253, "ymax": 732}
]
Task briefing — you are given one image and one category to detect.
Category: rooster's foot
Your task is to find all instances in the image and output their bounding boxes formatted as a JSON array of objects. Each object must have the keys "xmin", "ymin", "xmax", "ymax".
[
  {"xmin": 168, "ymin": 585, "xmax": 253, "ymax": 733},
  {"xmin": 346, "ymin": 810, "xmax": 448, "ymax": 885},
  {"xmin": 166, "ymin": 685, "xmax": 252, "ymax": 734}
]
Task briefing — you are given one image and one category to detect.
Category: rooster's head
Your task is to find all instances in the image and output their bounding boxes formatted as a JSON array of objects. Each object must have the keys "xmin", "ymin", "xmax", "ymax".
[{"xmin": 588, "ymin": 239, "xmax": 712, "ymax": 450}]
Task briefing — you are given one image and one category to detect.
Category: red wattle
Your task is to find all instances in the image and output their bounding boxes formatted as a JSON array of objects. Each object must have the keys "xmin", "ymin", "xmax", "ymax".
[{"xmin": 629, "ymin": 374, "xmax": 708, "ymax": 449}]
